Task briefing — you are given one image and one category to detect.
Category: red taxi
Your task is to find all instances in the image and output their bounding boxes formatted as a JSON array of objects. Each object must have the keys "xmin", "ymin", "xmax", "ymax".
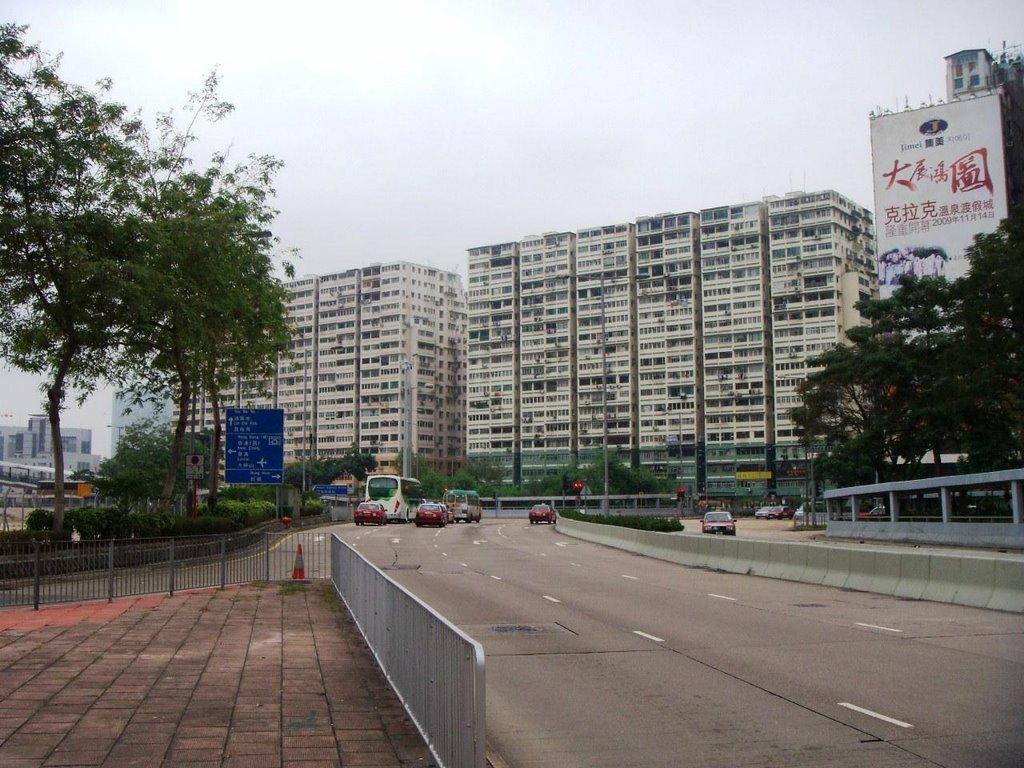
[{"xmin": 354, "ymin": 501, "xmax": 387, "ymax": 526}]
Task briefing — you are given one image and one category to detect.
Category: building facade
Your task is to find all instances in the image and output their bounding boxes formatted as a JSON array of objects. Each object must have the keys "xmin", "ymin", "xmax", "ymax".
[
  {"xmin": 192, "ymin": 262, "xmax": 468, "ymax": 479},
  {"xmin": 0, "ymin": 416, "xmax": 102, "ymax": 475},
  {"xmin": 467, "ymin": 190, "xmax": 876, "ymax": 499}
]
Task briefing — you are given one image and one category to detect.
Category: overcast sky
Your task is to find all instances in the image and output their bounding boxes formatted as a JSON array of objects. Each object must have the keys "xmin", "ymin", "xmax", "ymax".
[{"xmin": 3, "ymin": 0, "xmax": 1021, "ymax": 457}]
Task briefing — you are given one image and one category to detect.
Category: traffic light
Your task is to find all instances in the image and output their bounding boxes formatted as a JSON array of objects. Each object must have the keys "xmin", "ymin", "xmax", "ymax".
[
  {"xmin": 572, "ymin": 479, "xmax": 584, "ymax": 495},
  {"xmin": 676, "ymin": 486, "xmax": 687, "ymax": 501}
]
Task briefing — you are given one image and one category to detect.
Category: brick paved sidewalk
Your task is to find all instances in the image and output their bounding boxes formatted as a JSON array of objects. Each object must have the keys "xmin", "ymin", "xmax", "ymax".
[{"xmin": 0, "ymin": 583, "xmax": 436, "ymax": 767}]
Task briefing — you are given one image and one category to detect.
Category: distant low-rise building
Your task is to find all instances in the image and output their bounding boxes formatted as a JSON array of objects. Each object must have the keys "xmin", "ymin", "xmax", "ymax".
[{"xmin": 0, "ymin": 415, "xmax": 102, "ymax": 476}]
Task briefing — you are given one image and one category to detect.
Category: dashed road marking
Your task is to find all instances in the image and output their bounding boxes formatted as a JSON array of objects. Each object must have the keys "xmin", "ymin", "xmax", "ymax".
[
  {"xmin": 633, "ymin": 630, "xmax": 664, "ymax": 643},
  {"xmin": 838, "ymin": 703, "xmax": 913, "ymax": 728}
]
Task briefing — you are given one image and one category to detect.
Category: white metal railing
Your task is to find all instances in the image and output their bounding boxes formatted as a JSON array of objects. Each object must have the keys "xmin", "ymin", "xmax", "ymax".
[{"xmin": 330, "ymin": 534, "xmax": 485, "ymax": 768}]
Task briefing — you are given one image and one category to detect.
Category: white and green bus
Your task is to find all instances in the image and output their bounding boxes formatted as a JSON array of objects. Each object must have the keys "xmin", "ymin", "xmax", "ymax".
[{"xmin": 365, "ymin": 474, "xmax": 425, "ymax": 523}]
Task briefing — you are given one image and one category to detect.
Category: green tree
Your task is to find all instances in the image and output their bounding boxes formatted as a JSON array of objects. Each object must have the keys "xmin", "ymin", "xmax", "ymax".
[
  {"xmin": 0, "ymin": 25, "xmax": 146, "ymax": 532},
  {"xmin": 794, "ymin": 206, "xmax": 1024, "ymax": 483},
  {"xmin": 950, "ymin": 207, "xmax": 1024, "ymax": 469},
  {"xmin": 117, "ymin": 73, "xmax": 292, "ymax": 513},
  {"xmin": 334, "ymin": 444, "xmax": 378, "ymax": 482},
  {"xmin": 94, "ymin": 418, "xmax": 184, "ymax": 512}
]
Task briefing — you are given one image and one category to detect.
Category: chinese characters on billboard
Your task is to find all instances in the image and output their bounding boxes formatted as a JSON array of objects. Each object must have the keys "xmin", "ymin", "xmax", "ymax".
[{"xmin": 870, "ymin": 94, "xmax": 1008, "ymax": 296}]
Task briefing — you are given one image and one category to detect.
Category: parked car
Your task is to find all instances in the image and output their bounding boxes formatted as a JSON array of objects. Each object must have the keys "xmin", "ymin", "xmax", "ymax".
[
  {"xmin": 754, "ymin": 505, "xmax": 794, "ymax": 520},
  {"xmin": 858, "ymin": 505, "xmax": 888, "ymax": 520},
  {"xmin": 702, "ymin": 510, "xmax": 736, "ymax": 535},
  {"xmin": 353, "ymin": 501, "xmax": 387, "ymax": 526},
  {"xmin": 528, "ymin": 503, "xmax": 556, "ymax": 524},
  {"xmin": 414, "ymin": 502, "xmax": 448, "ymax": 527}
]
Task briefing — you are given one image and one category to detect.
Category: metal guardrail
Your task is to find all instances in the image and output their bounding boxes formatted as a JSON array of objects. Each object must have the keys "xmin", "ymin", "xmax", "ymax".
[
  {"xmin": 330, "ymin": 533, "xmax": 485, "ymax": 768},
  {"xmin": 0, "ymin": 528, "xmax": 332, "ymax": 609}
]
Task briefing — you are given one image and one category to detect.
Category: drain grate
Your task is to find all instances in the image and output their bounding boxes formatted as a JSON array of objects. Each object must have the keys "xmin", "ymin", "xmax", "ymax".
[{"xmin": 792, "ymin": 603, "xmax": 830, "ymax": 608}]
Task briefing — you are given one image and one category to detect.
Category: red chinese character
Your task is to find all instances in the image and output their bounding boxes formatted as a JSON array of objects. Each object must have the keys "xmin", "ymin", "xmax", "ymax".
[
  {"xmin": 883, "ymin": 159, "xmax": 916, "ymax": 191},
  {"xmin": 921, "ymin": 200, "xmax": 937, "ymax": 218},
  {"xmin": 930, "ymin": 161, "xmax": 948, "ymax": 184},
  {"xmin": 885, "ymin": 206, "xmax": 902, "ymax": 224},
  {"xmin": 951, "ymin": 149, "xmax": 993, "ymax": 194}
]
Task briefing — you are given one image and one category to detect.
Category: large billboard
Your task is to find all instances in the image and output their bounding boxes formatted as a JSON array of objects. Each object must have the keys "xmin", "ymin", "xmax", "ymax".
[{"xmin": 870, "ymin": 94, "xmax": 1008, "ymax": 296}]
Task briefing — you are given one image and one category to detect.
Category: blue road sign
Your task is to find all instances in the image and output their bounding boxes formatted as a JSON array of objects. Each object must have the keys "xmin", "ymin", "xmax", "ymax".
[
  {"xmin": 313, "ymin": 484, "xmax": 350, "ymax": 497},
  {"xmin": 225, "ymin": 408, "xmax": 285, "ymax": 485}
]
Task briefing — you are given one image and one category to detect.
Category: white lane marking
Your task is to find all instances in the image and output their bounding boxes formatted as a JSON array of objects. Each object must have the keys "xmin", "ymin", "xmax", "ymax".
[
  {"xmin": 570, "ymin": 562, "xmax": 582, "ymax": 567},
  {"xmin": 539, "ymin": 552, "xmax": 548, "ymax": 557},
  {"xmin": 390, "ymin": 538, "xmax": 401, "ymax": 544},
  {"xmin": 621, "ymin": 574, "xmax": 639, "ymax": 581},
  {"xmin": 474, "ymin": 540, "xmax": 488, "ymax": 545},
  {"xmin": 633, "ymin": 630, "xmax": 664, "ymax": 643},
  {"xmin": 490, "ymin": 575, "xmax": 502, "ymax": 580},
  {"xmin": 442, "ymin": 552, "xmax": 448, "ymax": 557},
  {"xmin": 707, "ymin": 594, "xmax": 736, "ymax": 601},
  {"xmin": 460, "ymin": 563, "xmax": 468, "ymax": 567},
  {"xmin": 543, "ymin": 595, "xmax": 561, "ymax": 603},
  {"xmin": 555, "ymin": 542, "xmax": 568, "ymax": 547},
  {"xmin": 855, "ymin": 622, "xmax": 903, "ymax": 633},
  {"xmin": 838, "ymin": 703, "xmax": 913, "ymax": 728}
]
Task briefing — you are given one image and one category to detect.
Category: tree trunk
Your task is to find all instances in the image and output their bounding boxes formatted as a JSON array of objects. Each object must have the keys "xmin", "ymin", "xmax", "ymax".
[
  {"xmin": 158, "ymin": 381, "xmax": 191, "ymax": 514},
  {"xmin": 46, "ymin": 381, "xmax": 66, "ymax": 534}
]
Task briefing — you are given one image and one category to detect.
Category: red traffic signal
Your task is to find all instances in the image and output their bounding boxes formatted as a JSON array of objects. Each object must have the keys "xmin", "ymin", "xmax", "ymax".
[
  {"xmin": 572, "ymin": 480, "xmax": 584, "ymax": 493},
  {"xmin": 676, "ymin": 486, "xmax": 686, "ymax": 500}
]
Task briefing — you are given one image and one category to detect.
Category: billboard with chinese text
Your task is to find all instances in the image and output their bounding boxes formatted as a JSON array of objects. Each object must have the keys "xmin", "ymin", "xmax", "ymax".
[{"xmin": 870, "ymin": 94, "xmax": 1008, "ymax": 297}]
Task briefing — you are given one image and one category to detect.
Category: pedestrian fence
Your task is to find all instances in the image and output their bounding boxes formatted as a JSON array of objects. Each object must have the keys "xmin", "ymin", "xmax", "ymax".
[
  {"xmin": 0, "ymin": 527, "xmax": 332, "ymax": 609},
  {"xmin": 330, "ymin": 533, "xmax": 486, "ymax": 768}
]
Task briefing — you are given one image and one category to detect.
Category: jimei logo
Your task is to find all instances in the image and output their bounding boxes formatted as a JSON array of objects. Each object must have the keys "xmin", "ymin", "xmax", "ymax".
[{"xmin": 919, "ymin": 118, "xmax": 949, "ymax": 136}]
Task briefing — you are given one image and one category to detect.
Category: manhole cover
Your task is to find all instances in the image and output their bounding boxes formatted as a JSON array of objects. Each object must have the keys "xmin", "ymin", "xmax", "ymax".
[{"xmin": 491, "ymin": 624, "xmax": 541, "ymax": 634}]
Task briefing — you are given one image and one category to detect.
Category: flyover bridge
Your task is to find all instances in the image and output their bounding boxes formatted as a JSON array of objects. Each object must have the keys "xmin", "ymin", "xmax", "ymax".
[{"xmin": 824, "ymin": 468, "xmax": 1024, "ymax": 550}]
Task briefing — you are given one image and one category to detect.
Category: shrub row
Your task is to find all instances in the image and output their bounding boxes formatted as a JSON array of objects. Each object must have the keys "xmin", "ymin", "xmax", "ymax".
[
  {"xmin": 8, "ymin": 500, "xmax": 277, "ymax": 542},
  {"xmin": 558, "ymin": 508, "xmax": 684, "ymax": 532}
]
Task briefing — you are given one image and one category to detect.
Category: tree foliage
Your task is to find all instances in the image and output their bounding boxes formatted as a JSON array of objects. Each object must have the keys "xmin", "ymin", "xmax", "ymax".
[
  {"xmin": 94, "ymin": 418, "xmax": 185, "ymax": 512},
  {"xmin": 1, "ymin": 26, "xmax": 293, "ymax": 528},
  {"xmin": 0, "ymin": 24, "xmax": 146, "ymax": 531},
  {"xmin": 793, "ymin": 206, "xmax": 1024, "ymax": 483}
]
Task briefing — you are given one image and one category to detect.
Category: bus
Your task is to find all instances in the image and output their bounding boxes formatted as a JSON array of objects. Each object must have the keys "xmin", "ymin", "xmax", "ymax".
[
  {"xmin": 441, "ymin": 488, "xmax": 483, "ymax": 523},
  {"xmin": 365, "ymin": 474, "xmax": 424, "ymax": 523}
]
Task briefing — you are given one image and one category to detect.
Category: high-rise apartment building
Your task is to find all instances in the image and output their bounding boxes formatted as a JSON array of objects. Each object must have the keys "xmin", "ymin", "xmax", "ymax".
[
  {"xmin": 467, "ymin": 190, "xmax": 876, "ymax": 499},
  {"xmin": 199, "ymin": 262, "xmax": 467, "ymax": 479}
]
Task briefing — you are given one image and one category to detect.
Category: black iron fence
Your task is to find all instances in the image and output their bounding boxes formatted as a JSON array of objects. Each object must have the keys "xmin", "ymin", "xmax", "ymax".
[{"xmin": 0, "ymin": 521, "xmax": 333, "ymax": 609}]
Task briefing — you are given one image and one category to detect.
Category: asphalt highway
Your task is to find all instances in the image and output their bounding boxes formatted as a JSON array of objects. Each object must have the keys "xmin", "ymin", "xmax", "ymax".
[{"xmin": 332, "ymin": 519, "xmax": 1024, "ymax": 768}]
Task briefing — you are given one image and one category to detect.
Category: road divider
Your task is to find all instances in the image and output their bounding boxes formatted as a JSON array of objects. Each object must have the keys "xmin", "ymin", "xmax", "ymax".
[{"xmin": 555, "ymin": 517, "xmax": 1023, "ymax": 613}]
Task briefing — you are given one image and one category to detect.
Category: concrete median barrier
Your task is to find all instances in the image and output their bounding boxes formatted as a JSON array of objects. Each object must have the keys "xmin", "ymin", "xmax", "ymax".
[
  {"xmin": 555, "ymin": 517, "xmax": 1021, "ymax": 612},
  {"xmin": 952, "ymin": 556, "xmax": 996, "ymax": 610},
  {"xmin": 822, "ymin": 547, "xmax": 852, "ymax": 589},
  {"xmin": 802, "ymin": 544, "xmax": 829, "ymax": 585},
  {"xmin": 866, "ymin": 550, "xmax": 902, "ymax": 597},
  {"xmin": 989, "ymin": 559, "xmax": 1024, "ymax": 612},
  {"xmin": 920, "ymin": 555, "xmax": 961, "ymax": 605},
  {"xmin": 843, "ymin": 549, "xmax": 878, "ymax": 594},
  {"xmin": 893, "ymin": 551, "xmax": 930, "ymax": 600}
]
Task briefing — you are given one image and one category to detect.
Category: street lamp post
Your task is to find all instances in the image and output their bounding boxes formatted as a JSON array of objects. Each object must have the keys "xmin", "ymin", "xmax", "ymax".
[
  {"xmin": 599, "ymin": 269, "xmax": 609, "ymax": 514},
  {"xmin": 401, "ymin": 359, "xmax": 414, "ymax": 477}
]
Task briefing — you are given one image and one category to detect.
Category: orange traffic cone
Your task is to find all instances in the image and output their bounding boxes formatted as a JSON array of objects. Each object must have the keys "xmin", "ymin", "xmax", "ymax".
[{"xmin": 291, "ymin": 543, "xmax": 306, "ymax": 580}]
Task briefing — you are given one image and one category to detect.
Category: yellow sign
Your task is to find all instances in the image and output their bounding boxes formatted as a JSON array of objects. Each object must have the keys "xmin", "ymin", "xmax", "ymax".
[{"xmin": 735, "ymin": 471, "xmax": 772, "ymax": 480}]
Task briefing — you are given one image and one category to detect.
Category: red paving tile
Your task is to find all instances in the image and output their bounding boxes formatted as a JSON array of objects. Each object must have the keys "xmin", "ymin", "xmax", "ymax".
[{"xmin": 0, "ymin": 583, "xmax": 436, "ymax": 767}]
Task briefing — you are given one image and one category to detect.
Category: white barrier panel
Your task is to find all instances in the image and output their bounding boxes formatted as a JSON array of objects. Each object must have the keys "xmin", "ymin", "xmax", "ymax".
[{"xmin": 330, "ymin": 535, "xmax": 486, "ymax": 768}]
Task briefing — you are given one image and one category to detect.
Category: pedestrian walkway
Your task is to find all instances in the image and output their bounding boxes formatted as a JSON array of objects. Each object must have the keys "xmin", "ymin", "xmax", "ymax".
[{"xmin": 0, "ymin": 582, "xmax": 436, "ymax": 767}]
